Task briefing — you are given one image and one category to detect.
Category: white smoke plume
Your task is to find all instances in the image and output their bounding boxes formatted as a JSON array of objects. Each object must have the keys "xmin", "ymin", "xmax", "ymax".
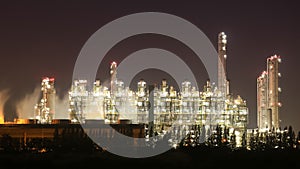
[
  {"xmin": 16, "ymin": 86, "xmax": 40, "ymax": 119},
  {"xmin": 0, "ymin": 89, "xmax": 10, "ymax": 124},
  {"xmin": 16, "ymin": 86, "xmax": 70, "ymax": 120},
  {"xmin": 54, "ymin": 93, "xmax": 69, "ymax": 119}
]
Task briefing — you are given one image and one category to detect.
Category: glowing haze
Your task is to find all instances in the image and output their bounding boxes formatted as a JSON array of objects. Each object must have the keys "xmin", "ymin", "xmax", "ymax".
[
  {"xmin": 0, "ymin": 89, "xmax": 10, "ymax": 124},
  {"xmin": 16, "ymin": 85, "xmax": 70, "ymax": 120},
  {"xmin": 16, "ymin": 86, "xmax": 40, "ymax": 119}
]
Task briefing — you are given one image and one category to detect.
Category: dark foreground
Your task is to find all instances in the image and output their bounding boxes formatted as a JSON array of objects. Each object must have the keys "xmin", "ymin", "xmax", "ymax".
[{"xmin": 0, "ymin": 147, "xmax": 299, "ymax": 169}]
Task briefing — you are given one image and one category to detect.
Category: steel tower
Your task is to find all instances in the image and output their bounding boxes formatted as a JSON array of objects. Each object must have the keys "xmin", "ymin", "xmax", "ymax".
[
  {"xmin": 110, "ymin": 61, "xmax": 118, "ymax": 95},
  {"xmin": 257, "ymin": 55, "xmax": 281, "ymax": 130},
  {"xmin": 267, "ymin": 55, "xmax": 281, "ymax": 129},
  {"xmin": 218, "ymin": 32, "xmax": 228, "ymax": 97},
  {"xmin": 35, "ymin": 77, "xmax": 56, "ymax": 124},
  {"xmin": 257, "ymin": 71, "xmax": 270, "ymax": 130}
]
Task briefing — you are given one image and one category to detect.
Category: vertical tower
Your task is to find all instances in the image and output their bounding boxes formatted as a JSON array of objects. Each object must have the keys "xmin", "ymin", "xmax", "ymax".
[
  {"xmin": 46, "ymin": 77, "xmax": 56, "ymax": 120},
  {"xmin": 110, "ymin": 61, "xmax": 118, "ymax": 95},
  {"xmin": 267, "ymin": 55, "xmax": 281, "ymax": 129},
  {"xmin": 137, "ymin": 79, "xmax": 148, "ymax": 123},
  {"xmin": 68, "ymin": 79, "xmax": 88, "ymax": 123},
  {"xmin": 257, "ymin": 55, "xmax": 281, "ymax": 130},
  {"xmin": 91, "ymin": 80, "xmax": 105, "ymax": 120},
  {"xmin": 181, "ymin": 80, "xmax": 192, "ymax": 125},
  {"xmin": 218, "ymin": 32, "xmax": 228, "ymax": 97},
  {"xmin": 105, "ymin": 61, "xmax": 120, "ymax": 124},
  {"xmin": 159, "ymin": 79, "xmax": 170, "ymax": 129},
  {"xmin": 257, "ymin": 71, "xmax": 270, "ymax": 130},
  {"xmin": 35, "ymin": 77, "xmax": 56, "ymax": 124}
]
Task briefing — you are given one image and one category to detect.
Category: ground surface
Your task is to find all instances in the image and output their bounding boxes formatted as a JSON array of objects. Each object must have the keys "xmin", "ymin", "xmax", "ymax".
[{"xmin": 0, "ymin": 147, "xmax": 299, "ymax": 169}]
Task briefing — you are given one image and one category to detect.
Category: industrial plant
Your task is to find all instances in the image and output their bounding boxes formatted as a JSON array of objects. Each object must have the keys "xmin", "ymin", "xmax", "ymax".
[
  {"xmin": 34, "ymin": 77, "xmax": 56, "ymax": 124},
  {"xmin": 257, "ymin": 55, "xmax": 282, "ymax": 131},
  {"xmin": 0, "ymin": 32, "xmax": 299, "ymax": 154},
  {"xmin": 66, "ymin": 32, "xmax": 248, "ymax": 148}
]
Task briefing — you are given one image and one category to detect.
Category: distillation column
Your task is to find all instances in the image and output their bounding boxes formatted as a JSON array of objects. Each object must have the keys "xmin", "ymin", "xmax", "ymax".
[{"xmin": 218, "ymin": 32, "xmax": 228, "ymax": 97}]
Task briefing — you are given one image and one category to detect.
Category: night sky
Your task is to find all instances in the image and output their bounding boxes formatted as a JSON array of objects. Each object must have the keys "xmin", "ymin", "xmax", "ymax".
[{"xmin": 0, "ymin": 0, "xmax": 299, "ymax": 131}]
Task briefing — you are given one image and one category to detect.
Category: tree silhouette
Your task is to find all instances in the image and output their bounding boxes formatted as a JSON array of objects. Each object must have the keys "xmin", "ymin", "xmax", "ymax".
[
  {"xmin": 0, "ymin": 134, "xmax": 14, "ymax": 152},
  {"xmin": 241, "ymin": 132, "xmax": 247, "ymax": 148},
  {"xmin": 296, "ymin": 131, "xmax": 300, "ymax": 150},
  {"xmin": 199, "ymin": 125, "xmax": 206, "ymax": 145},
  {"xmin": 287, "ymin": 125, "xmax": 295, "ymax": 149}
]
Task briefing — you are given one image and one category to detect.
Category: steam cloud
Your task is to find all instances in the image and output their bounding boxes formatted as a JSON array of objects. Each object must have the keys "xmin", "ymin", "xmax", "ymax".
[
  {"xmin": 16, "ymin": 86, "xmax": 69, "ymax": 120},
  {"xmin": 0, "ymin": 89, "xmax": 10, "ymax": 124},
  {"xmin": 54, "ymin": 93, "xmax": 69, "ymax": 119},
  {"xmin": 16, "ymin": 86, "xmax": 40, "ymax": 119}
]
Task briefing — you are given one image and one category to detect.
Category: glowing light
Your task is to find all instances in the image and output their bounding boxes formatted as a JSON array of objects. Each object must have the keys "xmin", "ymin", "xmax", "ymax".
[
  {"xmin": 0, "ymin": 90, "xmax": 9, "ymax": 124},
  {"xmin": 137, "ymin": 102, "xmax": 143, "ymax": 106},
  {"xmin": 49, "ymin": 78, "xmax": 55, "ymax": 82},
  {"xmin": 38, "ymin": 148, "xmax": 47, "ymax": 153},
  {"xmin": 14, "ymin": 118, "xmax": 29, "ymax": 124},
  {"xmin": 234, "ymin": 99, "xmax": 241, "ymax": 105},
  {"xmin": 79, "ymin": 80, "xmax": 87, "ymax": 83},
  {"xmin": 67, "ymin": 57, "xmax": 250, "ymax": 147},
  {"xmin": 110, "ymin": 61, "xmax": 117, "ymax": 68},
  {"xmin": 278, "ymin": 87, "xmax": 281, "ymax": 92},
  {"xmin": 278, "ymin": 58, "xmax": 281, "ymax": 63}
]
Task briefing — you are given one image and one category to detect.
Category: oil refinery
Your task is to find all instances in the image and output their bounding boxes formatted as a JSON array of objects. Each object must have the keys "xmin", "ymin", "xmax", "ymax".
[
  {"xmin": 0, "ymin": 32, "xmax": 299, "ymax": 153},
  {"xmin": 257, "ymin": 55, "xmax": 282, "ymax": 131}
]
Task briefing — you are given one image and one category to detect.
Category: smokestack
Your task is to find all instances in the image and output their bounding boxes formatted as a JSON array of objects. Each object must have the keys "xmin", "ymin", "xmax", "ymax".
[
  {"xmin": 218, "ymin": 32, "xmax": 227, "ymax": 96},
  {"xmin": 110, "ymin": 61, "xmax": 118, "ymax": 95}
]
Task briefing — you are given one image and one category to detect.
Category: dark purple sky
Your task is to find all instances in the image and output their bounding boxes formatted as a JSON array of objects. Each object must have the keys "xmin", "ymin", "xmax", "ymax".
[{"xmin": 0, "ymin": 0, "xmax": 299, "ymax": 131}]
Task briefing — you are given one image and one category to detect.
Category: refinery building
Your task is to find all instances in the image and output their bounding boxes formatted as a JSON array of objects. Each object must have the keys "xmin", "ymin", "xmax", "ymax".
[
  {"xmin": 257, "ymin": 55, "xmax": 282, "ymax": 131},
  {"xmin": 65, "ymin": 32, "xmax": 249, "ymax": 147},
  {"xmin": 0, "ymin": 32, "xmax": 252, "ymax": 149}
]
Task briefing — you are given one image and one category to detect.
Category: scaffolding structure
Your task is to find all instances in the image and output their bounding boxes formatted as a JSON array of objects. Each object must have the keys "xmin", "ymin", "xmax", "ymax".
[
  {"xmin": 34, "ymin": 77, "xmax": 56, "ymax": 124},
  {"xmin": 257, "ymin": 55, "xmax": 282, "ymax": 131},
  {"xmin": 67, "ymin": 32, "xmax": 249, "ymax": 147}
]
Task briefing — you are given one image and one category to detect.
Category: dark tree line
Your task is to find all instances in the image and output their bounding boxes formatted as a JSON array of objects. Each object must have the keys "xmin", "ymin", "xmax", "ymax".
[
  {"xmin": 249, "ymin": 125, "xmax": 300, "ymax": 151},
  {"xmin": 1, "ymin": 124, "xmax": 300, "ymax": 153},
  {"xmin": 177, "ymin": 124, "xmax": 300, "ymax": 151},
  {"xmin": 0, "ymin": 126, "xmax": 100, "ymax": 153}
]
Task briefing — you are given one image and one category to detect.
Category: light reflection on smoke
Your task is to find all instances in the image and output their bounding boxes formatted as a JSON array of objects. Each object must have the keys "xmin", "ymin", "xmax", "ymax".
[
  {"xmin": 0, "ymin": 89, "xmax": 10, "ymax": 124},
  {"xmin": 16, "ymin": 86, "xmax": 69, "ymax": 120},
  {"xmin": 16, "ymin": 86, "xmax": 40, "ymax": 119},
  {"xmin": 54, "ymin": 93, "xmax": 69, "ymax": 119}
]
